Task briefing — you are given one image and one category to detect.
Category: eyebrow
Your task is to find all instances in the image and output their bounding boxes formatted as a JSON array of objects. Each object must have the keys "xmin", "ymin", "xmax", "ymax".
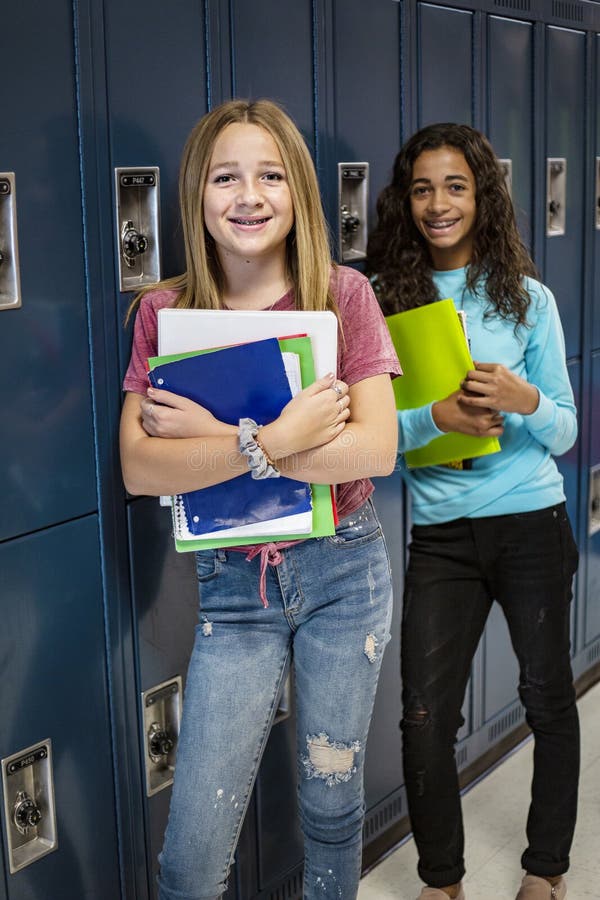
[
  {"xmin": 209, "ymin": 159, "xmax": 285, "ymax": 171},
  {"xmin": 411, "ymin": 174, "xmax": 470, "ymax": 185}
]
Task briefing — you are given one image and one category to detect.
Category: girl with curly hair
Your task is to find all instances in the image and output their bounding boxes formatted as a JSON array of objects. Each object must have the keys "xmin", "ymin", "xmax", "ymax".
[{"xmin": 367, "ymin": 123, "xmax": 579, "ymax": 900}]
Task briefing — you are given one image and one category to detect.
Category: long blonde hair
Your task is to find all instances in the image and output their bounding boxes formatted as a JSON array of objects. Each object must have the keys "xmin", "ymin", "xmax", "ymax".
[{"xmin": 127, "ymin": 99, "xmax": 336, "ymax": 320}]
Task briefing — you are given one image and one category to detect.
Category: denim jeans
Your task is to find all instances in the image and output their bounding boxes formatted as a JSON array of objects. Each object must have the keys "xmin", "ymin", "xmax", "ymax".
[
  {"xmin": 158, "ymin": 499, "xmax": 393, "ymax": 900},
  {"xmin": 400, "ymin": 503, "xmax": 580, "ymax": 889}
]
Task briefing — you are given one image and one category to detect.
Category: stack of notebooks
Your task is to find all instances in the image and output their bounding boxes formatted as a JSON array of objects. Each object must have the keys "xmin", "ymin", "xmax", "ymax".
[
  {"xmin": 385, "ymin": 298, "xmax": 501, "ymax": 468},
  {"xmin": 150, "ymin": 309, "xmax": 339, "ymax": 551}
]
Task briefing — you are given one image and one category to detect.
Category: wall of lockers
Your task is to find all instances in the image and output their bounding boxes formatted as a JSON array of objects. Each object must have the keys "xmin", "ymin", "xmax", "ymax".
[{"xmin": 1, "ymin": 0, "xmax": 600, "ymax": 897}]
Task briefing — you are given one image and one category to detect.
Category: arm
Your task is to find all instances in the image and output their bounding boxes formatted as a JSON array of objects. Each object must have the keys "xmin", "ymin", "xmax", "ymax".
[
  {"xmin": 397, "ymin": 394, "xmax": 504, "ymax": 454},
  {"xmin": 119, "ymin": 373, "xmax": 351, "ymax": 496},
  {"xmin": 458, "ymin": 286, "xmax": 576, "ymax": 456},
  {"xmin": 119, "ymin": 391, "xmax": 246, "ymax": 497},
  {"xmin": 263, "ymin": 373, "xmax": 398, "ymax": 483}
]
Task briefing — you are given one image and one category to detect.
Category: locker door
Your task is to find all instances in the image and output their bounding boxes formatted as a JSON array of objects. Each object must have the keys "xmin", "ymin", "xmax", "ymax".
[
  {"xmin": 478, "ymin": 13, "xmax": 535, "ymax": 740},
  {"xmin": 332, "ymin": 0, "xmax": 402, "ymax": 243},
  {"xmin": 127, "ymin": 501, "xmax": 200, "ymax": 899},
  {"xmin": 0, "ymin": 0, "xmax": 97, "ymax": 540},
  {"xmin": 101, "ymin": 2, "xmax": 212, "ymax": 895},
  {"xmin": 487, "ymin": 15, "xmax": 534, "ymax": 251},
  {"xmin": 586, "ymin": 352, "xmax": 600, "ymax": 645},
  {"xmin": 0, "ymin": 519, "xmax": 119, "ymax": 899},
  {"xmin": 544, "ymin": 25, "xmax": 586, "ymax": 359},
  {"xmin": 330, "ymin": 0, "xmax": 406, "ymax": 839},
  {"xmin": 232, "ymin": 0, "xmax": 314, "ymax": 147},
  {"xmin": 103, "ymin": 0, "xmax": 209, "ymax": 375},
  {"xmin": 595, "ymin": 34, "xmax": 600, "ymax": 352},
  {"xmin": 417, "ymin": 3, "xmax": 473, "ymax": 127}
]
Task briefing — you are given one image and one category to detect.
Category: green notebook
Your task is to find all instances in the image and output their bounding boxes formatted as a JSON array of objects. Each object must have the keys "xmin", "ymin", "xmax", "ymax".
[
  {"xmin": 148, "ymin": 335, "xmax": 337, "ymax": 551},
  {"xmin": 386, "ymin": 298, "xmax": 501, "ymax": 468}
]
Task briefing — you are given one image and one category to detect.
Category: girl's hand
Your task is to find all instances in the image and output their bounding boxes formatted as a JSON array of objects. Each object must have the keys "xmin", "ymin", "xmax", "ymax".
[
  {"xmin": 433, "ymin": 390, "xmax": 504, "ymax": 437},
  {"xmin": 140, "ymin": 388, "xmax": 235, "ymax": 438},
  {"xmin": 259, "ymin": 374, "xmax": 350, "ymax": 458},
  {"xmin": 460, "ymin": 362, "xmax": 539, "ymax": 415}
]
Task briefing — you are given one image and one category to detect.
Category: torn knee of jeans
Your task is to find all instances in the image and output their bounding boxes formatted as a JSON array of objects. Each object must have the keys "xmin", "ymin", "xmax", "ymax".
[
  {"xmin": 302, "ymin": 733, "xmax": 361, "ymax": 786},
  {"xmin": 364, "ymin": 632, "xmax": 379, "ymax": 663},
  {"xmin": 403, "ymin": 702, "xmax": 430, "ymax": 728},
  {"xmin": 200, "ymin": 616, "xmax": 213, "ymax": 636}
]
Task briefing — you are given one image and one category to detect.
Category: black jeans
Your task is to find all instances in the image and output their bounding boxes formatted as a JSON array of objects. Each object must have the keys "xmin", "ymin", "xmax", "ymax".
[{"xmin": 400, "ymin": 503, "xmax": 580, "ymax": 889}]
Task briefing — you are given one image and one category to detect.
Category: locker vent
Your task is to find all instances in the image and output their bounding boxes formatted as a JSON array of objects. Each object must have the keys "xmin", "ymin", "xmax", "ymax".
[
  {"xmin": 494, "ymin": 0, "xmax": 531, "ymax": 11},
  {"xmin": 266, "ymin": 868, "xmax": 303, "ymax": 900},
  {"xmin": 362, "ymin": 792, "xmax": 404, "ymax": 842},
  {"xmin": 488, "ymin": 705, "xmax": 525, "ymax": 743},
  {"xmin": 551, "ymin": 0, "xmax": 584, "ymax": 22},
  {"xmin": 586, "ymin": 640, "xmax": 600, "ymax": 666},
  {"xmin": 456, "ymin": 745, "xmax": 468, "ymax": 769}
]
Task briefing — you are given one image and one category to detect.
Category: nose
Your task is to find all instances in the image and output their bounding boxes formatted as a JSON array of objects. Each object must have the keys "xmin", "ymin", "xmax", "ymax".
[
  {"xmin": 236, "ymin": 178, "xmax": 264, "ymax": 208},
  {"xmin": 426, "ymin": 187, "xmax": 449, "ymax": 214}
]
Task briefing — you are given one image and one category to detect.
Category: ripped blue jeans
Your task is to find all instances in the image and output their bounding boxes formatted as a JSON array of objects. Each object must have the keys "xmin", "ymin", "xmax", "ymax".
[{"xmin": 158, "ymin": 499, "xmax": 393, "ymax": 900}]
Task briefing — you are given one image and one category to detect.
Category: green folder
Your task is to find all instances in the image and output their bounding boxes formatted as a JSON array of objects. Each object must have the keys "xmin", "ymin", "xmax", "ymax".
[
  {"xmin": 148, "ymin": 336, "xmax": 337, "ymax": 551},
  {"xmin": 386, "ymin": 298, "xmax": 501, "ymax": 468}
]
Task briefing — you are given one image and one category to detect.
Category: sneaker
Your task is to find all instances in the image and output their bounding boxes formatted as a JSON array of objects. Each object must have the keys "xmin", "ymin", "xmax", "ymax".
[
  {"xmin": 417, "ymin": 886, "xmax": 465, "ymax": 900},
  {"xmin": 516, "ymin": 874, "xmax": 567, "ymax": 899}
]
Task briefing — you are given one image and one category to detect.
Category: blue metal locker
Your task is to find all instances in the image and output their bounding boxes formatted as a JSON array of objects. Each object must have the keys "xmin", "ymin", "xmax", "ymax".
[
  {"xmin": 232, "ymin": 0, "xmax": 315, "ymax": 146},
  {"xmin": 586, "ymin": 352, "xmax": 600, "ymax": 644},
  {"xmin": 417, "ymin": 3, "xmax": 473, "ymax": 127},
  {"xmin": 544, "ymin": 25, "xmax": 587, "ymax": 359},
  {"xmin": 487, "ymin": 15, "xmax": 535, "ymax": 251},
  {"xmin": 0, "ymin": 0, "xmax": 97, "ymax": 540},
  {"xmin": 0, "ymin": 520, "xmax": 119, "ymax": 899},
  {"xmin": 594, "ymin": 33, "xmax": 600, "ymax": 352}
]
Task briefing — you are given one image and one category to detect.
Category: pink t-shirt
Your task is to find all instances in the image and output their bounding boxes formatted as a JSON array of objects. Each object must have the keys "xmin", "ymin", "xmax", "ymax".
[{"xmin": 123, "ymin": 264, "xmax": 401, "ymax": 521}]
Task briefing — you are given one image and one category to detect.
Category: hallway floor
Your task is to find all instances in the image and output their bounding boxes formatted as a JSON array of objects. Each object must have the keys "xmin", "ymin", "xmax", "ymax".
[{"xmin": 358, "ymin": 680, "xmax": 600, "ymax": 900}]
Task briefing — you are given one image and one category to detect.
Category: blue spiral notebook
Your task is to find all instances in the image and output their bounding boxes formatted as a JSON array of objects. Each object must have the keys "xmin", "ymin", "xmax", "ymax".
[{"xmin": 147, "ymin": 337, "xmax": 312, "ymax": 538}]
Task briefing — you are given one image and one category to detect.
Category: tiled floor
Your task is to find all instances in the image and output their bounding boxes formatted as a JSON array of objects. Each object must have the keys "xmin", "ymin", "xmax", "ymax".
[{"xmin": 358, "ymin": 681, "xmax": 600, "ymax": 900}]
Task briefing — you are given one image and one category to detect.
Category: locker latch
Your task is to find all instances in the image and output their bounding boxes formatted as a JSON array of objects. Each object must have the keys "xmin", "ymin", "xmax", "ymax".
[
  {"xmin": 1, "ymin": 739, "xmax": 57, "ymax": 873},
  {"xmin": 142, "ymin": 676, "xmax": 182, "ymax": 796},
  {"xmin": 114, "ymin": 166, "xmax": 161, "ymax": 292},
  {"xmin": 0, "ymin": 172, "xmax": 22, "ymax": 311},
  {"xmin": 546, "ymin": 158, "xmax": 566, "ymax": 236},
  {"xmin": 338, "ymin": 162, "xmax": 369, "ymax": 262}
]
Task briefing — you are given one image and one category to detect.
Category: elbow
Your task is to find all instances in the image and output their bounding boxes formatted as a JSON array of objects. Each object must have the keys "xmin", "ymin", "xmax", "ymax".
[
  {"xmin": 372, "ymin": 435, "xmax": 399, "ymax": 477},
  {"xmin": 378, "ymin": 450, "xmax": 398, "ymax": 477},
  {"xmin": 120, "ymin": 456, "xmax": 149, "ymax": 497},
  {"xmin": 121, "ymin": 470, "xmax": 144, "ymax": 497}
]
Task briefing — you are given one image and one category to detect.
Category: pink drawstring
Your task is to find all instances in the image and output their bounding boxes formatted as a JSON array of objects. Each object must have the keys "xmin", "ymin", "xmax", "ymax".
[{"xmin": 229, "ymin": 540, "xmax": 301, "ymax": 607}]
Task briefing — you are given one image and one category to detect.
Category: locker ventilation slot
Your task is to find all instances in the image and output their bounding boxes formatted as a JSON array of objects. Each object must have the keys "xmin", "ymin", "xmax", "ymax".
[
  {"xmin": 266, "ymin": 868, "xmax": 303, "ymax": 900},
  {"xmin": 362, "ymin": 790, "xmax": 404, "ymax": 842},
  {"xmin": 494, "ymin": 0, "xmax": 531, "ymax": 11},
  {"xmin": 456, "ymin": 746, "xmax": 468, "ymax": 769},
  {"xmin": 551, "ymin": 1, "xmax": 584, "ymax": 22},
  {"xmin": 586, "ymin": 641, "xmax": 600, "ymax": 666},
  {"xmin": 488, "ymin": 705, "xmax": 525, "ymax": 743}
]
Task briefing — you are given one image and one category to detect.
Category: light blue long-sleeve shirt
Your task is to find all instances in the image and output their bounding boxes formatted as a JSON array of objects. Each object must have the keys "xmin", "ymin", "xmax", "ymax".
[{"xmin": 397, "ymin": 268, "xmax": 577, "ymax": 524}]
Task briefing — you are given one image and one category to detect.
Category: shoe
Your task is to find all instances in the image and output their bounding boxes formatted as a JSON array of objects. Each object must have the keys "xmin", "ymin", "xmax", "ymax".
[
  {"xmin": 417, "ymin": 886, "xmax": 465, "ymax": 900},
  {"xmin": 516, "ymin": 874, "xmax": 567, "ymax": 899}
]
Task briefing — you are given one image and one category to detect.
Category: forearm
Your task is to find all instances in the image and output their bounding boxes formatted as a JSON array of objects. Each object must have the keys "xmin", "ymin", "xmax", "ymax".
[
  {"xmin": 524, "ymin": 389, "xmax": 577, "ymax": 456},
  {"xmin": 397, "ymin": 404, "xmax": 443, "ymax": 453},
  {"xmin": 120, "ymin": 432, "xmax": 248, "ymax": 496},
  {"xmin": 277, "ymin": 422, "xmax": 397, "ymax": 483}
]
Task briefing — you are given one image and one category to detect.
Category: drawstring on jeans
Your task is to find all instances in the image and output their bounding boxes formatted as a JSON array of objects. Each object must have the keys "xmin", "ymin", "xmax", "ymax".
[{"xmin": 229, "ymin": 540, "xmax": 301, "ymax": 607}]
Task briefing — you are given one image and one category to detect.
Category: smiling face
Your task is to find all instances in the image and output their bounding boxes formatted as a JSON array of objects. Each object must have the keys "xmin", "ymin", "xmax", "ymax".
[
  {"xmin": 409, "ymin": 146, "xmax": 477, "ymax": 270},
  {"xmin": 202, "ymin": 122, "xmax": 294, "ymax": 273}
]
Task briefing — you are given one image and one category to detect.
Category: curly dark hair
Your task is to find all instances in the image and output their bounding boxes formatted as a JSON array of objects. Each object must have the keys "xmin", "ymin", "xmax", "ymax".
[{"xmin": 366, "ymin": 123, "xmax": 538, "ymax": 325}]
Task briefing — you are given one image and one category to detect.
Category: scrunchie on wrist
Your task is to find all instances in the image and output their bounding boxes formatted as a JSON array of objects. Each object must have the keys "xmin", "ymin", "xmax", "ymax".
[{"xmin": 238, "ymin": 417, "xmax": 280, "ymax": 479}]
